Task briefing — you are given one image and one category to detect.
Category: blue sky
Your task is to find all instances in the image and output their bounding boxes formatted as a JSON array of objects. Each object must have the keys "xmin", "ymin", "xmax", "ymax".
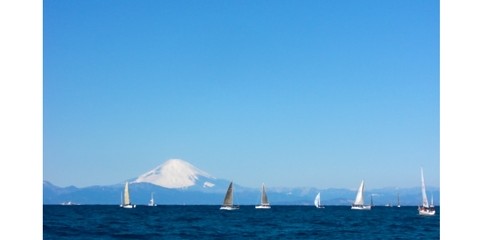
[{"xmin": 43, "ymin": 0, "xmax": 440, "ymax": 189}]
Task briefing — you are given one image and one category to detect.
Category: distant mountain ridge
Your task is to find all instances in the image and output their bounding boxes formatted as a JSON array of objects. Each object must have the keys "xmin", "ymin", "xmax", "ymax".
[{"xmin": 43, "ymin": 159, "xmax": 440, "ymax": 206}]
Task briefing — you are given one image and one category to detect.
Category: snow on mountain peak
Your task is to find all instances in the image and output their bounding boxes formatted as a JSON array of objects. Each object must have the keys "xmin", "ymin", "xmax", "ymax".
[{"xmin": 134, "ymin": 159, "xmax": 215, "ymax": 189}]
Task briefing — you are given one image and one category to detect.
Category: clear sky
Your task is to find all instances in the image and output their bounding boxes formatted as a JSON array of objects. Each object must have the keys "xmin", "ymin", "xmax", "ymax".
[{"xmin": 43, "ymin": 0, "xmax": 440, "ymax": 189}]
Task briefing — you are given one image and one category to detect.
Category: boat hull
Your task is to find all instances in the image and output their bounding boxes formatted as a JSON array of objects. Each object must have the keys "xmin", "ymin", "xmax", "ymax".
[
  {"xmin": 351, "ymin": 205, "xmax": 371, "ymax": 210},
  {"xmin": 419, "ymin": 210, "xmax": 436, "ymax": 216},
  {"xmin": 255, "ymin": 205, "xmax": 271, "ymax": 209},
  {"xmin": 418, "ymin": 207, "xmax": 436, "ymax": 216},
  {"xmin": 220, "ymin": 206, "xmax": 239, "ymax": 210},
  {"xmin": 120, "ymin": 204, "xmax": 136, "ymax": 208}
]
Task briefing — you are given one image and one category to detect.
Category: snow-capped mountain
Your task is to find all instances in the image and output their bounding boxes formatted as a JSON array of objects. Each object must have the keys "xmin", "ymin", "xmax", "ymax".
[{"xmin": 134, "ymin": 159, "xmax": 217, "ymax": 189}]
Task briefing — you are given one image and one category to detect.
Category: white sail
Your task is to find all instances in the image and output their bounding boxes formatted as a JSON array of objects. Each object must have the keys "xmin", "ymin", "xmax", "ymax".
[
  {"xmin": 123, "ymin": 182, "xmax": 130, "ymax": 205},
  {"xmin": 420, "ymin": 168, "xmax": 429, "ymax": 208},
  {"xmin": 354, "ymin": 180, "xmax": 365, "ymax": 205},
  {"xmin": 314, "ymin": 192, "xmax": 321, "ymax": 208},
  {"xmin": 255, "ymin": 183, "xmax": 271, "ymax": 209}
]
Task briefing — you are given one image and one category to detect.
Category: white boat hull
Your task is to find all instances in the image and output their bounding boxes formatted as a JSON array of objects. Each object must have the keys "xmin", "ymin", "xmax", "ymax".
[
  {"xmin": 418, "ymin": 207, "xmax": 435, "ymax": 216},
  {"xmin": 120, "ymin": 204, "xmax": 136, "ymax": 209},
  {"xmin": 255, "ymin": 205, "xmax": 271, "ymax": 209},
  {"xmin": 220, "ymin": 206, "xmax": 239, "ymax": 210},
  {"xmin": 351, "ymin": 205, "xmax": 371, "ymax": 210}
]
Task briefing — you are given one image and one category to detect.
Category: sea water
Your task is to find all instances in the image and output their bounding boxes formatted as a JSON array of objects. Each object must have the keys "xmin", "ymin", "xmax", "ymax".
[{"xmin": 44, "ymin": 205, "xmax": 439, "ymax": 239}]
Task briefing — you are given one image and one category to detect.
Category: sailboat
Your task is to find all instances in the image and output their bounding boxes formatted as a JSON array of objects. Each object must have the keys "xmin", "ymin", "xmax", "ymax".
[
  {"xmin": 397, "ymin": 192, "xmax": 401, "ymax": 208},
  {"xmin": 120, "ymin": 181, "xmax": 136, "ymax": 208},
  {"xmin": 351, "ymin": 180, "xmax": 371, "ymax": 210},
  {"xmin": 220, "ymin": 181, "xmax": 239, "ymax": 210},
  {"xmin": 418, "ymin": 168, "xmax": 435, "ymax": 216},
  {"xmin": 314, "ymin": 192, "xmax": 324, "ymax": 209},
  {"xmin": 255, "ymin": 183, "xmax": 271, "ymax": 209},
  {"xmin": 148, "ymin": 192, "xmax": 156, "ymax": 207}
]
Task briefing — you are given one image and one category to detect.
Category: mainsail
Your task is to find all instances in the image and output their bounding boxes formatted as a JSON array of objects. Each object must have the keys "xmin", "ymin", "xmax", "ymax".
[
  {"xmin": 222, "ymin": 182, "xmax": 234, "ymax": 207},
  {"xmin": 314, "ymin": 192, "xmax": 321, "ymax": 208},
  {"xmin": 354, "ymin": 180, "xmax": 365, "ymax": 205},
  {"xmin": 123, "ymin": 182, "xmax": 130, "ymax": 205},
  {"xmin": 420, "ymin": 168, "xmax": 429, "ymax": 208},
  {"xmin": 260, "ymin": 184, "xmax": 269, "ymax": 205}
]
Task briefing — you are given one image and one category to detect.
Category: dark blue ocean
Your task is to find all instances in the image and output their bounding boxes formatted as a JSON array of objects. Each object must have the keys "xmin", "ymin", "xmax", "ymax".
[{"xmin": 44, "ymin": 205, "xmax": 439, "ymax": 239}]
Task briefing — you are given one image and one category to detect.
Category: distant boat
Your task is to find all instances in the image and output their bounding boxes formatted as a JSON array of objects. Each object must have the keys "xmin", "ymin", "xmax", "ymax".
[
  {"xmin": 148, "ymin": 192, "xmax": 157, "ymax": 207},
  {"xmin": 418, "ymin": 168, "xmax": 435, "ymax": 216},
  {"xmin": 314, "ymin": 192, "xmax": 324, "ymax": 209},
  {"xmin": 220, "ymin": 181, "xmax": 239, "ymax": 210},
  {"xmin": 383, "ymin": 192, "xmax": 392, "ymax": 207},
  {"xmin": 351, "ymin": 180, "xmax": 371, "ymax": 210},
  {"xmin": 397, "ymin": 192, "xmax": 401, "ymax": 208},
  {"xmin": 120, "ymin": 181, "xmax": 136, "ymax": 208},
  {"xmin": 255, "ymin": 183, "xmax": 271, "ymax": 209}
]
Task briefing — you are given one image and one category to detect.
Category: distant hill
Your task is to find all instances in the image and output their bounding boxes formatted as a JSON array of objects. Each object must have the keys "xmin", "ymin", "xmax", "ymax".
[{"xmin": 43, "ymin": 159, "xmax": 439, "ymax": 206}]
